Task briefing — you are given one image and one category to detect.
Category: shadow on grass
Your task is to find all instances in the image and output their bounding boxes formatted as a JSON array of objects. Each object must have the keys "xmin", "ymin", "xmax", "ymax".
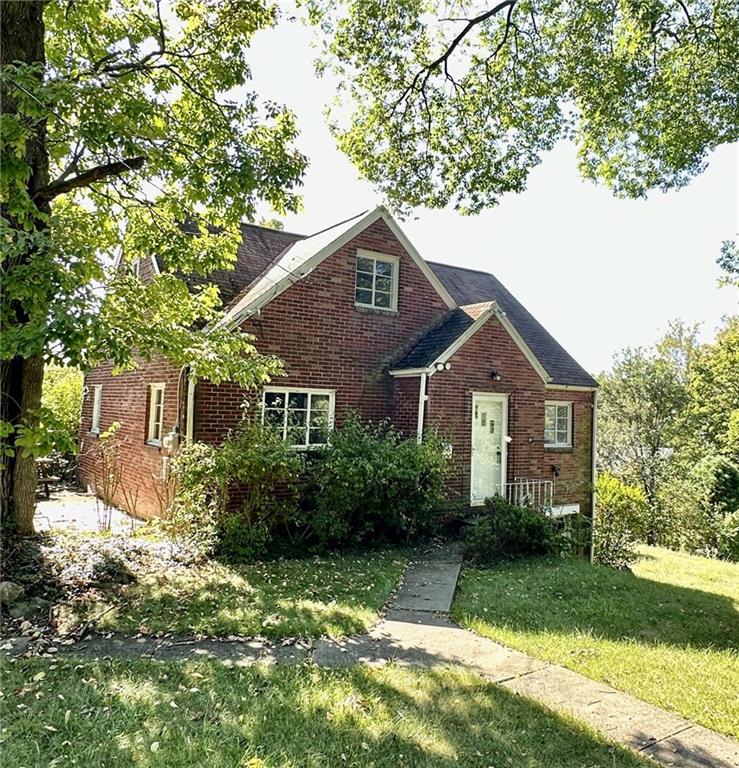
[
  {"xmin": 93, "ymin": 550, "xmax": 408, "ymax": 640},
  {"xmin": 2, "ymin": 658, "xmax": 674, "ymax": 768},
  {"xmin": 454, "ymin": 555, "xmax": 739, "ymax": 653}
]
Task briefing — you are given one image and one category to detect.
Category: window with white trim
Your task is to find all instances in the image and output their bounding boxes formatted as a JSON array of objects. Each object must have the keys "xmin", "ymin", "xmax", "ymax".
[
  {"xmin": 91, "ymin": 385, "xmax": 102, "ymax": 434},
  {"xmin": 262, "ymin": 388, "xmax": 335, "ymax": 448},
  {"xmin": 147, "ymin": 384, "xmax": 165, "ymax": 445},
  {"xmin": 544, "ymin": 401, "xmax": 572, "ymax": 448},
  {"xmin": 355, "ymin": 251, "xmax": 399, "ymax": 311}
]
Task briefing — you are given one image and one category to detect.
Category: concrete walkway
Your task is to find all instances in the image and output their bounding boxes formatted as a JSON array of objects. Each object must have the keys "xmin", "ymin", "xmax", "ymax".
[
  {"xmin": 4, "ymin": 543, "xmax": 737, "ymax": 768},
  {"xmin": 315, "ymin": 543, "xmax": 739, "ymax": 768}
]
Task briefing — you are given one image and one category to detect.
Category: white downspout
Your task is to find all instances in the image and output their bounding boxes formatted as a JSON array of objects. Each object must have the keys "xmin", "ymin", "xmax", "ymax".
[
  {"xmin": 416, "ymin": 372, "xmax": 427, "ymax": 443},
  {"xmin": 186, "ymin": 375, "xmax": 196, "ymax": 442},
  {"xmin": 590, "ymin": 389, "xmax": 598, "ymax": 563}
]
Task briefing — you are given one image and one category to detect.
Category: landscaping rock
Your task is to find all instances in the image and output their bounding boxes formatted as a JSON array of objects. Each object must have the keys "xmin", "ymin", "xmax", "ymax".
[
  {"xmin": 0, "ymin": 581, "xmax": 25, "ymax": 606},
  {"xmin": 8, "ymin": 596, "xmax": 51, "ymax": 619}
]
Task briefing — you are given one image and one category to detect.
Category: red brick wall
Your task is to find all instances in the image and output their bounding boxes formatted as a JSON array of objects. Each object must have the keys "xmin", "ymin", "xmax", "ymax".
[
  {"xmin": 424, "ymin": 315, "xmax": 594, "ymax": 512},
  {"xmin": 78, "ymin": 356, "xmax": 183, "ymax": 518},
  {"xmin": 193, "ymin": 219, "xmax": 451, "ymax": 443},
  {"xmin": 392, "ymin": 376, "xmax": 422, "ymax": 439}
]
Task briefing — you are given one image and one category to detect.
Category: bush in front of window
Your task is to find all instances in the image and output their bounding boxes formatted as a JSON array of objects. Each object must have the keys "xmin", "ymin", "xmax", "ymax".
[
  {"xmin": 167, "ymin": 421, "xmax": 303, "ymax": 560},
  {"xmin": 462, "ymin": 496, "xmax": 565, "ymax": 564},
  {"xmin": 593, "ymin": 472, "xmax": 649, "ymax": 570},
  {"xmin": 304, "ymin": 414, "xmax": 448, "ymax": 547}
]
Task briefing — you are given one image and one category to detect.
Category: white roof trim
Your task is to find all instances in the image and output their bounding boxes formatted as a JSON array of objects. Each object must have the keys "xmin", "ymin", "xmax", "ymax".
[
  {"xmin": 219, "ymin": 205, "xmax": 455, "ymax": 329},
  {"xmin": 545, "ymin": 382, "xmax": 598, "ymax": 392},
  {"xmin": 390, "ymin": 303, "xmax": 552, "ymax": 384}
]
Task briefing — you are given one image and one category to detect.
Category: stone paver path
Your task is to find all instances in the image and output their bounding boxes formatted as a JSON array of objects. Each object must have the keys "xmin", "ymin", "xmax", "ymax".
[{"xmin": 4, "ymin": 542, "xmax": 737, "ymax": 768}]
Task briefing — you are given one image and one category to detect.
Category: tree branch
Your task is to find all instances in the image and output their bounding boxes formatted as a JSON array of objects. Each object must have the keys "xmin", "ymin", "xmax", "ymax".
[
  {"xmin": 391, "ymin": 0, "xmax": 518, "ymax": 114},
  {"xmin": 34, "ymin": 156, "xmax": 147, "ymax": 201}
]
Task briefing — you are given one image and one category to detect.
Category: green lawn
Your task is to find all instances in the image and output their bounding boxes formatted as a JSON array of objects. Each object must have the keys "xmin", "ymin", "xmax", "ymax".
[
  {"xmin": 88, "ymin": 551, "xmax": 408, "ymax": 641},
  {"xmin": 452, "ymin": 546, "xmax": 739, "ymax": 738},
  {"xmin": 1, "ymin": 658, "xmax": 651, "ymax": 768}
]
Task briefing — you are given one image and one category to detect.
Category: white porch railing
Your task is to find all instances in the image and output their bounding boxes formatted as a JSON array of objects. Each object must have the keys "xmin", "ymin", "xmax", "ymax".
[{"xmin": 495, "ymin": 478, "xmax": 553, "ymax": 510}]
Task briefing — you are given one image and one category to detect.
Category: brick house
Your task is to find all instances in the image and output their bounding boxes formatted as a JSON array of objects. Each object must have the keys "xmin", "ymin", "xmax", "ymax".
[{"xmin": 79, "ymin": 206, "xmax": 598, "ymax": 525}]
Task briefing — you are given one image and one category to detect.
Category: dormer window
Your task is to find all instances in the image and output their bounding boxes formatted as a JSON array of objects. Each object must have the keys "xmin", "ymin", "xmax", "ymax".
[{"xmin": 355, "ymin": 250, "xmax": 399, "ymax": 311}]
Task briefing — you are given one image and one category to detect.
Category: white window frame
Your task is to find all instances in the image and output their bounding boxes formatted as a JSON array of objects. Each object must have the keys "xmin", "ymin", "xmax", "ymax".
[
  {"xmin": 354, "ymin": 249, "xmax": 399, "ymax": 312},
  {"xmin": 91, "ymin": 385, "xmax": 102, "ymax": 434},
  {"xmin": 261, "ymin": 387, "xmax": 335, "ymax": 449},
  {"xmin": 544, "ymin": 401, "xmax": 572, "ymax": 448},
  {"xmin": 147, "ymin": 383, "xmax": 165, "ymax": 446}
]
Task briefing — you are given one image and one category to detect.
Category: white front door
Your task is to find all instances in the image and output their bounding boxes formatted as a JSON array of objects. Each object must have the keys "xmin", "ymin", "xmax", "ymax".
[{"xmin": 470, "ymin": 393, "xmax": 508, "ymax": 505}]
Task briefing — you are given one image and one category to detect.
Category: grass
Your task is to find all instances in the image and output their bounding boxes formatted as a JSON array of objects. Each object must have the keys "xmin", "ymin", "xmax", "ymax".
[
  {"xmin": 0, "ymin": 657, "xmax": 652, "ymax": 768},
  {"xmin": 452, "ymin": 545, "xmax": 739, "ymax": 738},
  {"xmin": 89, "ymin": 550, "xmax": 408, "ymax": 641}
]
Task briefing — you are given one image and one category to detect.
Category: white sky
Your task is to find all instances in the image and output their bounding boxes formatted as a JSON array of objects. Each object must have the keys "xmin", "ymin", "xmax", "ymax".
[{"xmin": 247, "ymin": 18, "xmax": 738, "ymax": 376}]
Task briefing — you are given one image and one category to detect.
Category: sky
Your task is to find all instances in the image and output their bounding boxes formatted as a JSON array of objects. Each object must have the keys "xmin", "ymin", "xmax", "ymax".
[{"xmin": 247, "ymin": 17, "xmax": 738, "ymax": 376}]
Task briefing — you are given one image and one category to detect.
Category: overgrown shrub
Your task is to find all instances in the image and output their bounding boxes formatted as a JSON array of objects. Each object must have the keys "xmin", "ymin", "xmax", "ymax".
[
  {"xmin": 593, "ymin": 472, "xmax": 649, "ymax": 569},
  {"xmin": 680, "ymin": 455, "xmax": 739, "ymax": 559},
  {"xmin": 167, "ymin": 441, "xmax": 222, "ymax": 556},
  {"xmin": 167, "ymin": 422, "xmax": 302, "ymax": 560},
  {"xmin": 462, "ymin": 496, "xmax": 564, "ymax": 564},
  {"xmin": 215, "ymin": 421, "xmax": 302, "ymax": 560},
  {"xmin": 306, "ymin": 415, "xmax": 447, "ymax": 547}
]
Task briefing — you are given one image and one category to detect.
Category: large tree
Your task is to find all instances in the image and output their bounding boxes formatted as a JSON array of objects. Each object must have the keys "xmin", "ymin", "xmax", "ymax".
[
  {"xmin": 312, "ymin": 0, "xmax": 739, "ymax": 212},
  {"xmin": 1, "ymin": 0, "xmax": 306, "ymax": 533},
  {"xmin": 597, "ymin": 344, "xmax": 689, "ymax": 543}
]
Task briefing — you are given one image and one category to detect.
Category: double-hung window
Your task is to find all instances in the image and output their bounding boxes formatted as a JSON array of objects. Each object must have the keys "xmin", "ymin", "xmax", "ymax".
[
  {"xmin": 91, "ymin": 385, "xmax": 102, "ymax": 434},
  {"xmin": 147, "ymin": 384, "xmax": 165, "ymax": 445},
  {"xmin": 355, "ymin": 251, "xmax": 399, "ymax": 311},
  {"xmin": 262, "ymin": 388, "xmax": 335, "ymax": 448},
  {"xmin": 544, "ymin": 401, "xmax": 572, "ymax": 448}
]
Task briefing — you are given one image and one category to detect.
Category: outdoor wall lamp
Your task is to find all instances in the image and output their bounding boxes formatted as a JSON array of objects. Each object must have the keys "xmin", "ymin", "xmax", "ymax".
[{"xmin": 490, "ymin": 370, "xmax": 502, "ymax": 381}]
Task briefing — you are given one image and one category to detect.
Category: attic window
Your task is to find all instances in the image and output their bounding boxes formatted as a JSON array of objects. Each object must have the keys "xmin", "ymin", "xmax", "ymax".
[{"xmin": 355, "ymin": 251, "xmax": 399, "ymax": 311}]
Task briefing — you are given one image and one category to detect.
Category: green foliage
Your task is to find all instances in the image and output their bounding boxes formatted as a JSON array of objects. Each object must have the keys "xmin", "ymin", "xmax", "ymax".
[
  {"xmin": 311, "ymin": 1, "xmax": 739, "ymax": 213},
  {"xmin": 40, "ymin": 363, "xmax": 83, "ymax": 453},
  {"xmin": 167, "ymin": 441, "xmax": 223, "ymax": 557},
  {"xmin": 214, "ymin": 421, "xmax": 303, "ymax": 561},
  {"xmin": 593, "ymin": 473, "xmax": 649, "ymax": 570},
  {"xmin": 462, "ymin": 496, "xmax": 564, "ymax": 564},
  {"xmin": 677, "ymin": 455, "xmax": 739, "ymax": 559},
  {"xmin": 2, "ymin": 1, "xmax": 306, "ymax": 471},
  {"xmin": 168, "ymin": 421, "xmax": 302, "ymax": 560},
  {"xmin": 598, "ymin": 323, "xmax": 697, "ymax": 543},
  {"xmin": 306, "ymin": 415, "xmax": 448, "ymax": 547},
  {"xmin": 688, "ymin": 317, "xmax": 739, "ymax": 462}
]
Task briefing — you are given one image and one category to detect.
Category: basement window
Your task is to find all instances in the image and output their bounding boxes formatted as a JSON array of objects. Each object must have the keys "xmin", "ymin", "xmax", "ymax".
[
  {"xmin": 544, "ymin": 401, "xmax": 572, "ymax": 448},
  {"xmin": 147, "ymin": 384, "xmax": 165, "ymax": 445},
  {"xmin": 262, "ymin": 388, "xmax": 335, "ymax": 448},
  {"xmin": 355, "ymin": 250, "xmax": 399, "ymax": 311}
]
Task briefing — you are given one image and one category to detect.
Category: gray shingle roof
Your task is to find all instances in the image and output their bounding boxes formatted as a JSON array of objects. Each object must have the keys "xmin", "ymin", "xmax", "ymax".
[
  {"xmin": 177, "ymin": 223, "xmax": 304, "ymax": 306},
  {"xmin": 425, "ymin": 262, "xmax": 597, "ymax": 387},
  {"xmin": 393, "ymin": 303, "xmax": 492, "ymax": 369}
]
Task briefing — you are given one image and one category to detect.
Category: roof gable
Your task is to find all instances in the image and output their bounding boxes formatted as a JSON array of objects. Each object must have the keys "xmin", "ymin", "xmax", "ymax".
[
  {"xmin": 428, "ymin": 262, "xmax": 597, "ymax": 388},
  {"xmin": 391, "ymin": 301, "xmax": 551, "ymax": 384},
  {"xmin": 219, "ymin": 206, "xmax": 455, "ymax": 327}
]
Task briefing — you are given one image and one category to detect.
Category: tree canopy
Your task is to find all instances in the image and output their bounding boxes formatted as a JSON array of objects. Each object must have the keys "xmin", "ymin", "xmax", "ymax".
[
  {"xmin": 1, "ymin": 0, "xmax": 306, "ymax": 530},
  {"xmin": 312, "ymin": 0, "xmax": 739, "ymax": 213}
]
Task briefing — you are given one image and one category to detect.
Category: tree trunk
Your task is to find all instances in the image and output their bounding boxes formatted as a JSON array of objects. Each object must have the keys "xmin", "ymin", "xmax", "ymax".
[{"xmin": 0, "ymin": 1, "xmax": 50, "ymax": 535}]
